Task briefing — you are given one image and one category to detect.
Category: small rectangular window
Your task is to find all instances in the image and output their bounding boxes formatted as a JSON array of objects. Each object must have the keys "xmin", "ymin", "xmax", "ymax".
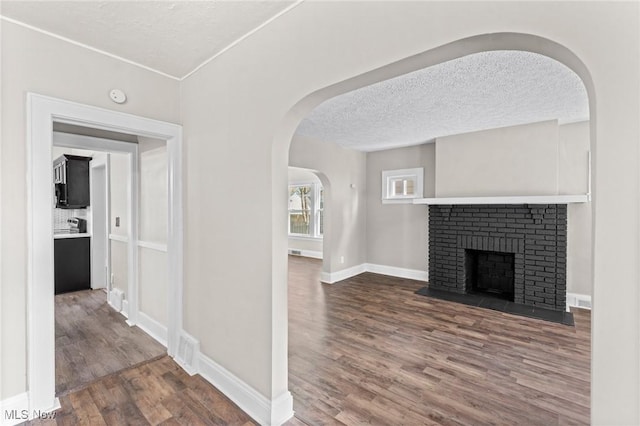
[{"xmin": 382, "ymin": 168, "xmax": 423, "ymax": 204}]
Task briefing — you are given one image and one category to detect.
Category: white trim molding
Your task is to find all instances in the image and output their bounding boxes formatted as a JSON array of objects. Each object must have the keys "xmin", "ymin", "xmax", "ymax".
[
  {"xmin": 382, "ymin": 167, "xmax": 424, "ymax": 204},
  {"xmin": 413, "ymin": 194, "xmax": 589, "ymax": 205},
  {"xmin": 109, "ymin": 233, "xmax": 129, "ymax": 243},
  {"xmin": 138, "ymin": 240, "xmax": 168, "ymax": 253},
  {"xmin": 365, "ymin": 263, "xmax": 428, "ymax": 282},
  {"xmin": 321, "ymin": 263, "xmax": 428, "ymax": 284},
  {"xmin": 0, "ymin": 392, "xmax": 59, "ymax": 426},
  {"xmin": 137, "ymin": 312, "xmax": 168, "ymax": 347},
  {"xmin": 320, "ymin": 264, "xmax": 366, "ymax": 284},
  {"xmin": 1, "ymin": 392, "xmax": 29, "ymax": 426},
  {"xmin": 198, "ymin": 351, "xmax": 294, "ymax": 425},
  {"xmin": 26, "ymin": 93, "xmax": 184, "ymax": 414},
  {"xmin": 288, "ymin": 248, "xmax": 322, "ymax": 259},
  {"xmin": 270, "ymin": 392, "xmax": 295, "ymax": 426},
  {"xmin": 174, "ymin": 330, "xmax": 293, "ymax": 424},
  {"xmin": 566, "ymin": 293, "xmax": 592, "ymax": 311}
]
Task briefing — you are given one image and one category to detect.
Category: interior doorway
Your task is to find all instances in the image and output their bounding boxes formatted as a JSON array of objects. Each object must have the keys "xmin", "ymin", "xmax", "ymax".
[
  {"xmin": 287, "ymin": 167, "xmax": 328, "ymax": 270},
  {"xmin": 26, "ymin": 93, "xmax": 184, "ymax": 414},
  {"xmin": 51, "ymin": 131, "xmax": 171, "ymax": 395}
]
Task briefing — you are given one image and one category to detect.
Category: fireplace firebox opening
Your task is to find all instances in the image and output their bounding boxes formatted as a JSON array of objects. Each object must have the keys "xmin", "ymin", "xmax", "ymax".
[{"xmin": 465, "ymin": 249, "xmax": 515, "ymax": 301}]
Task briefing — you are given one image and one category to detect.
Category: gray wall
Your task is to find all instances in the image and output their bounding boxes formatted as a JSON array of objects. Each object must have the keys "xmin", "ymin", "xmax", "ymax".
[
  {"xmin": 3, "ymin": 2, "xmax": 638, "ymax": 420},
  {"xmin": 1, "ymin": 19, "xmax": 179, "ymax": 399},
  {"xmin": 365, "ymin": 144, "xmax": 435, "ymax": 272},
  {"xmin": 363, "ymin": 121, "xmax": 591, "ymax": 297},
  {"xmin": 289, "ymin": 135, "xmax": 367, "ymax": 273},
  {"xmin": 435, "ymin": 120, "xmax": 559, "ymax": 196}
]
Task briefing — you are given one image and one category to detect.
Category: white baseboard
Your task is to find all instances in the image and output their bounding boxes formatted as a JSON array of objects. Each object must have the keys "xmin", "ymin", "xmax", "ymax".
[
  {"xmin": 566, "ymin": 292, "xmax": 592, "ymax": 311},
  {"xmin": 0, "ymin": 392, "xmax": 29, "ymax": 426},
  {"xmin": 197, "ymin": 352, "xmax": 293, "ymax": 425},
  {"xmin": 320, "ymin": 264, "xmax": 366, "ymax": 284},
  {"xmin": 136, "ymin": 311, "xmax": 168, "ymax": 347},
  {"xmin": 320, "ymin": 263, "xmax": 428, "ymax": 284},
  {"xmin": 0, "ymin": 392, "xmax": 59, "ymax": 426},
  {"xmin": 365, "ymin": 263, "xmax": 428, "ymax": 282},
  {"xmin": 270, "ymin": 391, "xmax": 294, "ymax": 425},
  {"xmin": 288, "ymin": 248, "xmax": 322, "ymax": 259}
]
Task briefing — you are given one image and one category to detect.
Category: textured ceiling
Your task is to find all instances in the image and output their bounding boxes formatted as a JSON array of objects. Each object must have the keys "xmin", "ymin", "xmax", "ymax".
[
  {"xmin": 0, "ymin": 0, "xmax": 296, "ymax": 79},
  {"xmin": 1, "ymin": 4, "xmax": 589, "ymax": 151},
  {"xmin": 296, "ymin": 51, "xmax": 589, "ymax": 152}
]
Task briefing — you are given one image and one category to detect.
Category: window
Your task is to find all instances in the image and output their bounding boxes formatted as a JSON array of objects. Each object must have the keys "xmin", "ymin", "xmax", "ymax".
[
  {"xmin": 382, "ymin": 167, "xmax": 424, "ymax": 204},
  {"xmin": 289, "ymin": 182, "xmax": 323, "ymax": 238}
]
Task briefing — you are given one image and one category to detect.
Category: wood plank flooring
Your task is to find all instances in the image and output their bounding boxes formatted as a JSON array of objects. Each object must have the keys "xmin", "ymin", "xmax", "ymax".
[
  {"xmin": 287, "ymin": 255, "xmax": 591, "ymax": 425},
  {"xmin": 55, "ymin": 290, "xmax": 166, "ymax": 395},
  {"xmin": 26, "ymin": 356, "xmax": 257, "ymax": 425},
  {"xmin": 28, "ymin": 257, "xmax": 590, "ymax": 425}
]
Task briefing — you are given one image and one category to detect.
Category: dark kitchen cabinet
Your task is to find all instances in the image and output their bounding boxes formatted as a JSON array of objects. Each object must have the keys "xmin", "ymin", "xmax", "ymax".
[
  {"xmin": 54, "ymin": 154, "xmax": 92, "ymax": 209},
  {"xmin": 54, "ymin": 237, "xmax": 91, "ymax": 294}
]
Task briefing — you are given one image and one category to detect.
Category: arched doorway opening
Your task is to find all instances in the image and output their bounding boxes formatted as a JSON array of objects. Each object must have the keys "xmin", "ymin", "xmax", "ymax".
[{"xmin": 273, "ymin": 32, "xmax": 596, "ymax": 423}]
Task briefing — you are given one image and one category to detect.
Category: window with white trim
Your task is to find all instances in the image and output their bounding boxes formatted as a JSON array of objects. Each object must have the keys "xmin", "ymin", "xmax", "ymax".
[
  {"xmin": 289, "ymin": 182, "xmax": 323, "ymax": 238},
  {"xmin": 382, "ymin": 167, "xmax": 424, "ymax": 203}
]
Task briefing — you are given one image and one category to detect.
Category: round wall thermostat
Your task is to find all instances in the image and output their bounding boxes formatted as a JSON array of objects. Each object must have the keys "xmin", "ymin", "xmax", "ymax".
[{"xmin": 109, "ymin": 89, "xmax": 127, "ymax": 104}]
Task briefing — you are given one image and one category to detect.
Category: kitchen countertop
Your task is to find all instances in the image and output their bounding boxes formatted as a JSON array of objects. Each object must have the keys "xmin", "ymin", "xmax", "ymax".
[{"xmin": 54, "ymin": 232, "xmax": 91, "ymax": 239}]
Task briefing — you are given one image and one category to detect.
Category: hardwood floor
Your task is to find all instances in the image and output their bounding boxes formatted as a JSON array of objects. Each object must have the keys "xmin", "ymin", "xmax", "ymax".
[
  {"xmin": 287, "ymin": 255, "xmax": 591, "ymax": 425},
  {"xmin": 55, "ymin": 290, "xmax": 166, "ymax": 395},
  {"xmin": 29, "ymin": 258, "xmax": 590, "ymax": 425},
  {"xmin": 26, "ymin": 356, "xmax": 257, "ymax": 425}
]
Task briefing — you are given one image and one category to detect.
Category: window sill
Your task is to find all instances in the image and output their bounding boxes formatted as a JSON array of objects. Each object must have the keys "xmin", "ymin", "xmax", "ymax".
[
  {"xmin": 382, "ymin": 198, "xmax": 418, "ymax": 204},
  {"xmin": 288, "ymin": 234, "xmax": 323, "ymax": 241}
]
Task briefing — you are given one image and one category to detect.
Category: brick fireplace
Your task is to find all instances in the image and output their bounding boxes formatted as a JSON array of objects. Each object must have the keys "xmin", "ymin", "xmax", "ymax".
[{"xmin": 428, "ymin": 204, "xmax": 567, "ymax": 311}]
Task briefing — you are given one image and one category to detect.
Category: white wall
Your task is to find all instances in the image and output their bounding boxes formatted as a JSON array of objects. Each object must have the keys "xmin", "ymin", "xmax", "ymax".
[
  {"xmin": 138, "ymin": 137, "xmax": 168, "ymax": 325},
  {"xmin": 366, "ymin": 143, "xmax": 435, "ymax": 272},
  {"xmin": 0, "ymin": 18, "xmax": 179, "ymax": 400},
  {"xmin": 181, "ymin": 2, "xmax": 639, "ymax": 421},
  {"xmin": 435, "ymin": 120, "xmax": 560, "ymax": 197}
]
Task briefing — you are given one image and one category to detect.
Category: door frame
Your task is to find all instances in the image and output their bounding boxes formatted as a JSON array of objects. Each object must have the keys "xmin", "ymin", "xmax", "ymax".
[
  {"xmin": 54, "ymin": 133, "xmax": 137, "ymax": 308},
  {"xmin": 27, "ymin": 93, "xmax": 184, "ymax": 413},
  {"xmin": 88, "ymin": 153, "xmax": 110, "ymax": 291}
]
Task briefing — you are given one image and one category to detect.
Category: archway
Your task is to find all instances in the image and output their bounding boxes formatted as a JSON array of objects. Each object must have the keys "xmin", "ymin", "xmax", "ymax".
[
  {"xmin": 271, "ymin": 32, "xmax": 596, "ymax": 421},
  {"xmin": 286, "ymin": 166, "xmax": 332, "ymax": 276}
]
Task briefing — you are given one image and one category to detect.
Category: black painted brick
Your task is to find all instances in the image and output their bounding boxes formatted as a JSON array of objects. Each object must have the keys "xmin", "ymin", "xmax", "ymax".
[{"xmin": 428, "ymin": 204, "xmax": 567, "ymax": 311}]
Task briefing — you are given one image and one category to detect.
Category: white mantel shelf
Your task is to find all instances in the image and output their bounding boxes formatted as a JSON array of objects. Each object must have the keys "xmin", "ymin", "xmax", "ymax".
[{"xmin": 412, "ymin": 194, "xmax": 590, "ymax": 205}]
